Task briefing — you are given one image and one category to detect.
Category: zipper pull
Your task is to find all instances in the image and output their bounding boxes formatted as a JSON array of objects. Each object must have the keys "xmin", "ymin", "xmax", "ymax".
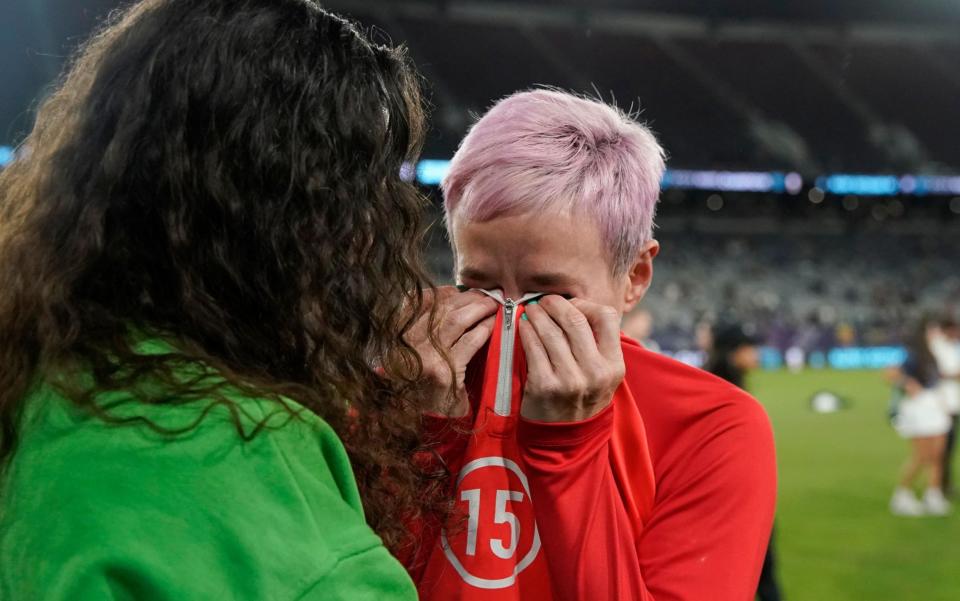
[{"xmin": 504, "ymin": 298, "xmax": 516, "ymax": 330}]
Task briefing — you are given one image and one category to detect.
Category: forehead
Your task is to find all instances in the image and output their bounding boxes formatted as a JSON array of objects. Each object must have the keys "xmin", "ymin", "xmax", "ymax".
[{"xmin": 453, "ymin": 212, "xmax": 608, "ymax": 274}]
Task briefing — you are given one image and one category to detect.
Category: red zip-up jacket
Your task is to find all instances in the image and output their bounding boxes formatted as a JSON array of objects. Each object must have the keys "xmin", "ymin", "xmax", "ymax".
[{"xmin": 413, "ymin": 297, "xmax": 776, "ymax": 601}]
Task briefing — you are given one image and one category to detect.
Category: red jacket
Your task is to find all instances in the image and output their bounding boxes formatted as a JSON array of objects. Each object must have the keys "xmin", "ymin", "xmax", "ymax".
[{"xmin": 413, "ymin": 299, "xmax": 776, "ymax": 601}]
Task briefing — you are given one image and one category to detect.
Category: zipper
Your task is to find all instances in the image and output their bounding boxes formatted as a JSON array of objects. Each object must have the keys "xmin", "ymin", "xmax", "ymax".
[{"xmin": 493, "ymin": 298, "xmax": 518, "ymax": 416}]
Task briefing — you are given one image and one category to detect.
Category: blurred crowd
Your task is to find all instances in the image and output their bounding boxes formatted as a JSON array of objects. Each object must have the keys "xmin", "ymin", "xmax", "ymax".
[{"xmin": 638, "ymin": 231, "xmax": 959, "ymax": 351}]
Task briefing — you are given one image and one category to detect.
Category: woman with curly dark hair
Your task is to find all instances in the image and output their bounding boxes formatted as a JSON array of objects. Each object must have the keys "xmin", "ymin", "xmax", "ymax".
[{"xmin": 0, "ymin": 1, "xmax": 451, "ymax": 598}]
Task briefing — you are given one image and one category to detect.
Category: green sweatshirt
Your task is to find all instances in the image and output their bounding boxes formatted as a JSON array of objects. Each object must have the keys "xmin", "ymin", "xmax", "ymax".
[{"xmin": 0, "ymin": 343, "xmax": 417, "ymax": 600}]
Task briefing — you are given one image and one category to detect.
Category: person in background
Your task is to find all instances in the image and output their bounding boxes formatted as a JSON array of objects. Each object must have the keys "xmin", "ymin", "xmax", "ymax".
[
  {"xmin": 622, "ymin": 307, "xmax": 661, "ymax": 352},
  {"xmin": 695, "ymin": 317, "xmax": 715, "ymax": 365},
  {"xmin": 0, "ymin": 1, "xmax": 442, "ymax": 598},
  {"xmin": 705, "ymin": 322, "xmax": 761, "ymax": 388},
  {"xmin": 929, "ymin": 317, "xmax": 960, "ymax": 496},
  {"xmin": 705, "ymin": 323, "xmax": 784, "ymax": 601},
  {"xmin": 889, "ymin": 318, "xmax": 952, "ymax": 516}
]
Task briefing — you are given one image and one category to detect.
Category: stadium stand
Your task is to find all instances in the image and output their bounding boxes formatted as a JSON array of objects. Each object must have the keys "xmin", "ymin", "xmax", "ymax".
[{"xmin": 335, "ymin": 2, "xmax": 960, "ymax": 174}]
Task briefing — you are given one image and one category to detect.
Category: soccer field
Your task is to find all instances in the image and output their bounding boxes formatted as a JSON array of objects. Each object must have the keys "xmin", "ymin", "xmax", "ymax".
[{"xmin": 750, "ymin": 369, "xmax": 960, "ymax": 601}]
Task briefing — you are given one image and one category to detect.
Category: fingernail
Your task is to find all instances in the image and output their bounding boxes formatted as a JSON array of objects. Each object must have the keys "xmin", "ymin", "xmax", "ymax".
[
  {"xmin": 521, "ymin": 313, "xmax": 529, "ymax": 321},
  {"xmin": 455, "ymin": 284, "xmax": 468, "ymax": 292}
]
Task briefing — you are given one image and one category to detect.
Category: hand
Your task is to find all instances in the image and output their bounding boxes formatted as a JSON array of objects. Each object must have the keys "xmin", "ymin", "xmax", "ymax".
[
  {"xmin": 518, "ymin": 296, "xmax": 625, "ymax": 422},
  {"xmin": 405, "ymin": 286, "xmax": 499, "ymax": 417}
]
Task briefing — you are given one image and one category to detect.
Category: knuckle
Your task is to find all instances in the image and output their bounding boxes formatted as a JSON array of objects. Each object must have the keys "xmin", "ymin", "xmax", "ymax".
[
  {"xmin": 448, "ymin": 310, "xmax": 471, "ymax": 330},
  {"xmin": 597, "ymin": 306, "xmax": 619, "ymax": 322},
  {"xmin": 525, "ymin": 331, "xmax": 546, "ymax": 350},
  {"xmin": 606, "ymin": 372, "xmax": 624, "ymax": 389},
  {"xmin": 607, "ymin": 357, "xmax": 626, "ymax": 376},
  {"xmin": 462, "ymin": 324, "xmax": 483, "ymax": 341},
  {"xmin": 470, "ymin": 326, "xmax": 491, "ymax": 343},
  {"xmin": 568, "ymin": 375, "xmax": 588, "ymax": 394},
  {"xmin": 563, "ymin": 310, "xmax": 589, "ymax": 330},
  {"xmin": 423, "ymin": 367, "xmax": 446, "ymax": 387},
  {"xmin": 589, "ymin": 363, "xmax": 621, "ymax": 388},
  {"xmin": 537, "ymin": 380, "xmax": 562, "ymax": 398},
  {"xmin": 421, "ymin": 357, "xmax": 442, "ymax": 375},
  {"xmin": 539, "ymin": 326, "xmax": 564, "ymax": 343},
  {"xmin": 584, "ymin": 383, "xmax": 603, "ymax": 400}
]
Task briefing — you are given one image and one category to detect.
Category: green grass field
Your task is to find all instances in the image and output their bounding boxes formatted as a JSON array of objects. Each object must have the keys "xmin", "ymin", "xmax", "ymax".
[{"xmin": 749, "ymin": 369, "xmax": 960, "ymax": 600}]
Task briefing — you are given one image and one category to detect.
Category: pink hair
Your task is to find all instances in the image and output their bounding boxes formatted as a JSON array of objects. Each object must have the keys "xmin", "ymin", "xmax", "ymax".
[{"xmin": 442, "ymin": 89, "xmax": 666, "ymax": 274}]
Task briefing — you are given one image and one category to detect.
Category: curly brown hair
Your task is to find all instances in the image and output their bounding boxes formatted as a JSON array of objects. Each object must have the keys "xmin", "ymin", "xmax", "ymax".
[{"xmin": 0, "ymin": 0, "xmax": 445, "ymax": 556}]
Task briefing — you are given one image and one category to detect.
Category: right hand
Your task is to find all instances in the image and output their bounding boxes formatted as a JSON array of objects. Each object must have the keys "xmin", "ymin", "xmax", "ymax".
[
  {"xmin": 517, "ymin": 296, "xmax": 625, "ymax": 423},
  {"xmin": 406, "ymin": 286, "xmax": 499, "ymax": 416}
]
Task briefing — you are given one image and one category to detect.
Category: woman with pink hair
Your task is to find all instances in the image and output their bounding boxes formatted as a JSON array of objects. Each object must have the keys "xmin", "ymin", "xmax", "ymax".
[{"xmin": 407, "ymin": 89, "xmax": 776, "ymax": 601}]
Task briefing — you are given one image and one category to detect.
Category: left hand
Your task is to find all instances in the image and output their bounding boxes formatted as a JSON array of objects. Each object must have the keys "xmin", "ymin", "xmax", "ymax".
[{"xmin": 518, "ymin": 295, "xmax": 626, "ymax": 422}]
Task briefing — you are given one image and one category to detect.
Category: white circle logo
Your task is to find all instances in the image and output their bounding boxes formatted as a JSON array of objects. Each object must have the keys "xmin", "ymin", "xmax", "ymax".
[{"xmin": 440, "ymin": 456, "xmax": 542, "ymax": 589}]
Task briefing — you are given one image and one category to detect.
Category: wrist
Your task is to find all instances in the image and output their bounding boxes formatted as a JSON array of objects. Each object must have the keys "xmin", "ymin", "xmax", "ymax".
[
  {"xmin": 518, "ymin": 402, "xmax": 614, "ymax": 447},
  {"xmin": 520, "ymin": 396, "xmax": 611, "ymax": 423}
]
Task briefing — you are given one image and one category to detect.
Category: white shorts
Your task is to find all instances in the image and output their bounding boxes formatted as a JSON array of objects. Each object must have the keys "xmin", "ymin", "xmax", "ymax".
[
  {"xmin": 894, "ymin": 389, "xmax": 951, "ymax": 439},
  {"xmin": 939, "ymin": 380, "xmax": 960, "ymax": 415}
]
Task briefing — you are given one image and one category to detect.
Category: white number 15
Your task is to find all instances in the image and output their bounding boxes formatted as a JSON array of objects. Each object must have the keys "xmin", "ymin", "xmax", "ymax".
[{"xmin": 460, "ymin": 488, "xmax": 525, "ymax": 559}]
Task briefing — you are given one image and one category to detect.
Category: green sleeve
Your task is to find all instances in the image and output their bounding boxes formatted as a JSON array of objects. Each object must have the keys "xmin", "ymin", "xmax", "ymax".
[{"xmin": 0, "ymin": 388, "xmax": 417, "ymax": 601}]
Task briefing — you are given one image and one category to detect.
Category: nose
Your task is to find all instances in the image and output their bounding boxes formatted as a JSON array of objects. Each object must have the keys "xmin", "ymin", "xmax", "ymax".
[
  {"xmin": 503, "ymin": 289, "xmax": 525, "ymax": 301},
  {"xmin": 497, "ymin": 282, "xmax": 524, "ymax": 301},
  {"xmin": 475, "ymin": 273, "xmax": 523, "ymax": 301}
]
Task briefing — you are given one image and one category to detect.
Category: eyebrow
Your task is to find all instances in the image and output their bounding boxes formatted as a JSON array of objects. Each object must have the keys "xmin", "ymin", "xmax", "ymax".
[
  {"xmin": 458, "ymin": 267, "xmax": 490, "ymax": 282},
  {"xmin": 527, "ymin": 272, "xmax": 576, "ymax": 287},
  {"xmin": 458, "ymin": 267, "xmax": 577, "ymax": 289}
]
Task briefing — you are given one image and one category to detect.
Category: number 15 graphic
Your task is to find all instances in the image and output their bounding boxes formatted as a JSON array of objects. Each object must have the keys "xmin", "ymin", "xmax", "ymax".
[{"xmin": 460, "ymin": 489, "xmax": 525, "ymax": 559}]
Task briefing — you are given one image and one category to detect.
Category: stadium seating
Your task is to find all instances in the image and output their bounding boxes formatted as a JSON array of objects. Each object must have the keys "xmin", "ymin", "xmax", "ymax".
[{"xmin": 366, "ymin": 13, "xmax": 960, "ymax": 173}]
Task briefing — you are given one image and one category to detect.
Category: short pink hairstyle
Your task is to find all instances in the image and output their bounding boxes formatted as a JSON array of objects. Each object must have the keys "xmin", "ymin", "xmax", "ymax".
[{"xmin": 442, "ymin": 89, "xmax": 665, "ymax": 274}]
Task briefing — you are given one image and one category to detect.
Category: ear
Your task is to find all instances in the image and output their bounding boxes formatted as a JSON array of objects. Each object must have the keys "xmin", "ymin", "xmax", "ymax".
[{"xmin": 620, "ymin": 239, "xmax": 659, "ymax": 313}]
